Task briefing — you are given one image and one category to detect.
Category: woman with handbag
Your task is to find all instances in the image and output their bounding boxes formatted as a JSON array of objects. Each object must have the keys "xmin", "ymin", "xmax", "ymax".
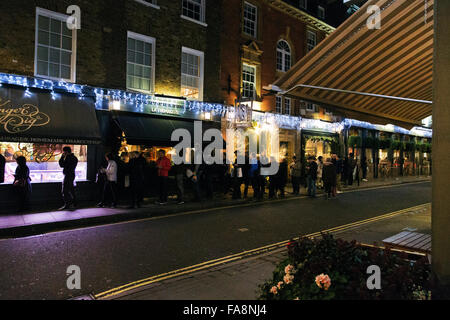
[{"xmin": 13, "ymin": 156, "xmax": 31, "ymax": 212}]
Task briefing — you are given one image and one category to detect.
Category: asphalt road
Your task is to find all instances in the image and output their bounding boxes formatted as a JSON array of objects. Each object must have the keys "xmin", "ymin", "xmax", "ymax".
[{"xmin": 0, "ymin": 181, "xmax": 431, "ymax": 300}]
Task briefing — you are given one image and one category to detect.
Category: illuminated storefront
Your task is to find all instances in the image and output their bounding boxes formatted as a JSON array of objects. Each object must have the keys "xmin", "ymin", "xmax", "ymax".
[{"xmin": 0, "ymin": 78, "xmax": 101, "ymax": 186}]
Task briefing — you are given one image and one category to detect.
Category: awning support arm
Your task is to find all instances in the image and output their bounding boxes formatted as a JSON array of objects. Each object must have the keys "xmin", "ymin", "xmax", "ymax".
[{"xmin": 265, "ymin": 84, "xmax": 433, "ymax": 105}]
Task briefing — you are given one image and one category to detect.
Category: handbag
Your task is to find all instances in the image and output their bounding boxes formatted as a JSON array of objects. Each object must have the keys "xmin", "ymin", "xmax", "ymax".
[{"xmin": 13, "ymin": 178, "xmax": 26, "ymax": 188}]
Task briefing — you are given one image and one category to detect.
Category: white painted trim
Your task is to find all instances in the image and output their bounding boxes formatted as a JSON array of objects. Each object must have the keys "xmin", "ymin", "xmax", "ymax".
[
  {"xmin": 127, "ymin": 31, "xmax": 156, "ymax": 94},
  {"xmin": 180, "ymin": 15, "xmax": 208, "ymax": 27},
  {"xmin": 134, "ymin": 0, "xmax": 160, "ymax": 9},
  {"xmin": 243, "ymin": 1, "xmax": 258, "ymax": 38},
  {"xmin": 34, "ymin": 7, "xmax": 77, "ymax": 83},
  {"xmin": 181, "ymin": 46, "xmax": 204, "ymax": 101}
]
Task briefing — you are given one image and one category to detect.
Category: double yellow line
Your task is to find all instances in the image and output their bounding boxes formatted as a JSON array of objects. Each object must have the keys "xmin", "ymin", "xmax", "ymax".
[{"xmin": 94, "ymin": 203, "xmax": 430, "ymax": 300}]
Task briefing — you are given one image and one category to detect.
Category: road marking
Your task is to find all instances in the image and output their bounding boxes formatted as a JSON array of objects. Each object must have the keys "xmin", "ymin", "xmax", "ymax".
[{"xmin": 94, "ymin": 202, "xmax": 430, "ymax": 300}]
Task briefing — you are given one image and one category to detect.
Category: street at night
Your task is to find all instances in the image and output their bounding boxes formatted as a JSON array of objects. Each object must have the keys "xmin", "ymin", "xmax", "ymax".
[
  {"xmin": 1, "ymin": 0, "xmax": 450, "ymax": 310},
  {"xmin": 0, "ymin": 181, "xmax": 430, "ymax": 300}
]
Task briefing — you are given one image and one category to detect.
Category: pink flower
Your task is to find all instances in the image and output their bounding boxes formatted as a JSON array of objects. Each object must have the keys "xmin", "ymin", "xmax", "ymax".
[
  {"xmin": 270, "ymin": 286, "xmax": 278, "ymax": 295},
  {"xmin": 284, "ymin": 274, "xmax": 294, "ymax": 285},
  {"xmin": 315, "ymin": 274, "xmax": 331, "ymax": 291},
  {"xmin": 284, "ymin": 264, "xmax": 295, "ymax": 275},
  {"xmin": 277, "ymin": 281, "xmax": 284, "ymax": 290}
]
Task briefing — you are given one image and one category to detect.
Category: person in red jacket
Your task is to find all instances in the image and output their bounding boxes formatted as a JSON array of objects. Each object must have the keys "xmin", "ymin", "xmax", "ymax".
[{"xmin": 156, "ymin": 149, "xmax": 172, "ymax": 204}]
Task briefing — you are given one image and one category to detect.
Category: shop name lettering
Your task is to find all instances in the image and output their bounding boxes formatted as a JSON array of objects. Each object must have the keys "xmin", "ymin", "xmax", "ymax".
[
  {"xmin": 0, "ymin": 100, "xmax": 50, "ymax": 133},
  {"xmin": 150, "ymin": 106, "xmax": 180, "ymax": 115}
]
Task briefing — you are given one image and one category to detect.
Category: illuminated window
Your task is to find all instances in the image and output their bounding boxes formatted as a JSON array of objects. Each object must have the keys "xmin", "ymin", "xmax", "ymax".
[
  {"xmin": 307, "ymin": 30, "xmax": 317, "ymax": 52},
  {"xmin": 284, "ymin": 97, "xmax": 291, "ymax": 115},
  {"xmin": 243, "ymin": 2, "xmax": 258, "ymax": 38},
  {"xmin": 35, "ymin": 8, "xmax": 76, "ymax": 82},
  {"xmin": 182, "ymin": 0, "xmax": 205, "ymax": 23},
  {"xmin": 0, "ymin": 143, "xmax": 88, "ymax": 184},
  {"xmin": 127, "ymin": 32, "xmax": 155, "ymax": 93},
  {"xmin": 181, "ymin": 47, "xmax": 204, "ymax": 100},
  {"xmin": 276, "ymin": 40, "xmax": 291, "ymax": 72},
  {"xmin": 276, "ymin": 96, "xmax": 282, "ymax": 113},
  {"xmin": 242, "ymin": 64, "xmax": 256, "ymax": 99}
]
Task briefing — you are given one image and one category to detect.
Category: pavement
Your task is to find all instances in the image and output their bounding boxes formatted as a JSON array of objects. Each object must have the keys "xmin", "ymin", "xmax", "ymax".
[
  {"xmin": 0, "ymin": 179, "xmax": 431, "ymax": 299},
  {"xmin": 0, "ymin": 175, "xmax": 431, "ymax": 238},
  {"xmin": 108, "ymin": 203, "xmax": 431, "ymax": 300}
]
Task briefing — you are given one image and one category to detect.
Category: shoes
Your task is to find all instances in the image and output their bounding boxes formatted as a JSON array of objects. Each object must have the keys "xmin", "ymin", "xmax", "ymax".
[
  {"xmin": 158, "ymin": 202, "xmax": 168, "ymax": 205},
  {"xmin": 177, "ymin": 201, "xmax": 185, "ymax": 205},
  {"xmin": 58, "ymin": 205, "xmax": 69, "ymax": 211},
  {"xmin": 96, "ymin": 203, "xmax": 104, "ymax": 208}
]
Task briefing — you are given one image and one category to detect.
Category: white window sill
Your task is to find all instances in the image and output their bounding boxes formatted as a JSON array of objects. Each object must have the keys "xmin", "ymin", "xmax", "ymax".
[
  {"xmin": 34, "ymin": 73, "xmax": 75, "ymax": 83},
  {"xmin": 180, "ymin": 15, "xmax": 207, "ymax": 27},
  {"xmin": 134, "ymin": 0, "xmax": 160, "ymax": 9}
]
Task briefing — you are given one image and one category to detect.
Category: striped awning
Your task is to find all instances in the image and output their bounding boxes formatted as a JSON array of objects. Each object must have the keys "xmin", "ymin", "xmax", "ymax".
[{"xmin": 272, "ymin": 0, "xmax": 433, "ymax": 127}]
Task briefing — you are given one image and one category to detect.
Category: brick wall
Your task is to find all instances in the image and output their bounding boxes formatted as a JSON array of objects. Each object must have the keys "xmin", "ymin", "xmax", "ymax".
[
  {"xmin": 219, "ymin": 0, "xmax": 329, "ymax": 113},
  {"xmin": 0, "ymin": 0, "xmax": 222, "ymax": 102}
]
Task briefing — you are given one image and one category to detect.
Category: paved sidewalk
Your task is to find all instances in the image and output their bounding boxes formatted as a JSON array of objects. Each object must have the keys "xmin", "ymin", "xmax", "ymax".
[
  {"xmin": 110, "ymin": 203, "xmax": 431, "ymax": 300},
  {"xmin": 0, "ymin": 175, "xmax": 430, "ymax": 238}
]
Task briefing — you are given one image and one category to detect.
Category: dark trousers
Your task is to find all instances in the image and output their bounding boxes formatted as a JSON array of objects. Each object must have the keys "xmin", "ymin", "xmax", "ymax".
[
  {"xmin": 15, "ymin": 185, "xmax": 30, "ymax": 211},
  {"xmin": 292, "ymin": 176, "xmax": 300, "ymax": 194},
  {"xmin": 159, "ymin": 176, "xmax": 168, "ymax": 203},
  {"xmin": 257, "ymin": 176, "xmax": 266, "ymax": 200},
  {"xmin": 130, "ymin": 178, "xmax": 144, "ymax": 207},
  {"xmin": 102, "ymin": 180, "xmax": 117, "ymax": 205},
  {"xmin": 62, "ymin": 175, "xmax": 76, "ymax": 206},
  {"xmin": 250, "ymin": 176, "xmax": 260, "ymax": 199},
  {"xmin": 268, "ymin": 176, "xmax": 278, "ymax": 198},
  {"xmin": 176, "ymin": 174, "xmax": 184, "ymax": 201},
  {"xmin": 232, "ymin": 177, "xmax": 242, "ymax": 199}
]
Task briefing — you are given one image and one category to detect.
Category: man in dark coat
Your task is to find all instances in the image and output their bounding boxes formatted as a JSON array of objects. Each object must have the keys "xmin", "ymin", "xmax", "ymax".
[
  {"xmin": 58, "ymin": 146, "xmax": 78, "ymax": 210},
  {"xmin": 306, "ymin": 156, "xmax": 318, "ymax": 198},
  {"xmin": 277, "ymin": 156, "xmax": 288, "ymax": 198},
  {"xmin": 0, "ymin": 153, "xmax": 5, "ymax": 184},
  {"xmin": 323, "ymin": 158, "xmax": 337, "ymax": 199}
]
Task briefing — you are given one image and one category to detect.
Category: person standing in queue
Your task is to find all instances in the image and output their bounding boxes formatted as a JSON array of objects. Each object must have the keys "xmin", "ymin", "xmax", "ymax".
[
  {"xmin": 0, "ymin": 152, "xmax": 5, "ymax": 184},
  {"xmin": 97, "ymin": 153, "xmax": 118, "ymax": 208},
  {"xmin": 306, "ymin": 156, "xmax": 318, "ymax": 198},
  {"xmin": 58, "ymin": 146, "xmax": 78, "ymax": 210},
  {"xmin": 13, "ymin": 156, "xmax": 32, "ymax": 212},
  {"xmin": 128, "ymin": 151, "xmax": 146, "ymax": 208},
  {"xmin": 156, "ymin": 149, "xmax": 171, "ymax": 205}
]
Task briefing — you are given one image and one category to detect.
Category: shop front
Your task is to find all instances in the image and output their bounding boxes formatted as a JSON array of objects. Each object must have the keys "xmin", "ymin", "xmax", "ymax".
[
  {"xmin": 0, "ymin": 84, "xmax": 102, "ymax": 211},
  {"xmin": 94, "ymin": 92, "xmax": 225, "ymax": 197}
]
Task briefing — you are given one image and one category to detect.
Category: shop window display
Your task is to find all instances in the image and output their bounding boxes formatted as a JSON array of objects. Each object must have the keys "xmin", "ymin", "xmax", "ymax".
[{"xmin": 0, "ymin": 143, "xmax": 87, "ymax": 184}]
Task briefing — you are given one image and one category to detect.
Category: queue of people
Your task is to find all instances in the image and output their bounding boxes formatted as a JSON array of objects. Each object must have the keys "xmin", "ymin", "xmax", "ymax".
[{"xmin": 3, "ymin": 146, "xmax": 372, "ymax": 213}]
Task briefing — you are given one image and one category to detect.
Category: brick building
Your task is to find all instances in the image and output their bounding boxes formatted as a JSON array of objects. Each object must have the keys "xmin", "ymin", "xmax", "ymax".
[{"xmin": 0, "ymin": 0, "xmax": 222, "ymax": 102}]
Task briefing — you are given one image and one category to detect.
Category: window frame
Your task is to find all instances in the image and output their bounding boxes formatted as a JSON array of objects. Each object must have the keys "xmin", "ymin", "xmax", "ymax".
[
  {"xmin": 306, "ymin": 30, "xmax": 317, "ymax": 53},
  {"xmin": 318, "ymin": 5, "xmax": 325, "ymax": 19},
  {"xmin": 243, "ymin": 1, "xmax": 258, "ymax": 38},
  {"xmin": 276, "ymin": 40, "xmax": 292, "ymax": 72},
  {"xmin": 126, "ymin": 31, "xmax": 156, "ymax": 94},
  {"xmin": 134, "ymin": 0, "xmax": 160, "ymax": 9},
  {"xmin": 34, "ymin": 7, "xmax": 77, "ymax": 82},
  {"xmin": 241, "ymin": 63, "xmax": 257, "ymax": 100},
  {"xmin": 299, "ymin": 0, "xmax": 307, "ymax": 10},
  {"xmin": 275, "ymin": 96, "xmax": 282, "ymax": 114},
  {"xmin": 181, "ymin": 46, "xmax": 205, "ymax": 101},
  {"xmin": 306, "ymin": 102, "xmax": 315, "ymax": 112},
  {"xmin": 181, "ymin": 0, "xmax": 207, "ymax": 26},
  {"xmin": 284, "ymin": 97, "xmax": 291, "ymax": 115}
]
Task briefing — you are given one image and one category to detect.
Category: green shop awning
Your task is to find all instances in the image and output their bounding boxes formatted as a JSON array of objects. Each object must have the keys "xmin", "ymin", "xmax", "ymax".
[{"xmin": 0, "ymin": 85, "xmax": 101, "ymax": 144}]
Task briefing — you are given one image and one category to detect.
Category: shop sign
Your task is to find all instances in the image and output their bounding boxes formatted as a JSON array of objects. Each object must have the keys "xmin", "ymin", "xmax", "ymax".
[{"xmin": 0, "ymin": 99, "xmax": 50, "ymax": 134}]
